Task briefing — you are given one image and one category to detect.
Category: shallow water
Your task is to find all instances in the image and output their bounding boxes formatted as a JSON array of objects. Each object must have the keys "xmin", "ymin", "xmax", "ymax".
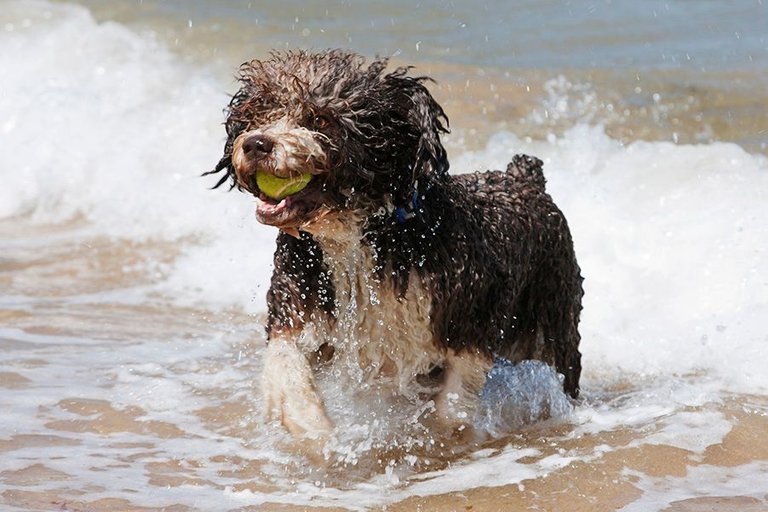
[{"xmin": 1, "ymin": 1, "xmax": 768, "ymax": 511}]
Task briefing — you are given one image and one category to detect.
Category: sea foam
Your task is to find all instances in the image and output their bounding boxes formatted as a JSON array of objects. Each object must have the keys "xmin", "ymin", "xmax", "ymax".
[
  {"xmin": 1, "ymin": 0, "xmax": 276, "ymax": 309},
  {"xmin": 452, "ymin": 127, "xmax": 768, "ymax": 394}
]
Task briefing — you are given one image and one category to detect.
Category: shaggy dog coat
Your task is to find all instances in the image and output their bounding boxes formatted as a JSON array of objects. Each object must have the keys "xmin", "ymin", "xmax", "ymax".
[{"xmin": 208, "ymin": 50, "xmax": 583, "ymax": 441}]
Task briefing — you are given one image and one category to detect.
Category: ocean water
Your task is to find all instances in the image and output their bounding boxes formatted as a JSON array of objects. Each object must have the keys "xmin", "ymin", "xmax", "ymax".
[{"xmin": 1, "ymin": 1, "xmax": 767, "ymax": 511}]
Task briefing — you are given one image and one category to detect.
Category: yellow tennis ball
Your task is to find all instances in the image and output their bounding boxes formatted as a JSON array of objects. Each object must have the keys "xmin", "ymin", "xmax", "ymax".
[{"xmin": 256, "ymin": 170, "xmax": 313, "ymax": 200}]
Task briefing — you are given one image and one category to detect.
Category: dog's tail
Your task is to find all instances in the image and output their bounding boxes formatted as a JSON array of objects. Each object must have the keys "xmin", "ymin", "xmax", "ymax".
[{"xmin": 506, "ymin": 154, "xmax": 546, "ymax": 190}]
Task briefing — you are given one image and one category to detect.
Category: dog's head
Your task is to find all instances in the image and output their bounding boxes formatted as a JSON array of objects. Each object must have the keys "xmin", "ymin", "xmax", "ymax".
[{"xmin": 208, "ymin": 50, "xmax": 449, "ymax": 234}]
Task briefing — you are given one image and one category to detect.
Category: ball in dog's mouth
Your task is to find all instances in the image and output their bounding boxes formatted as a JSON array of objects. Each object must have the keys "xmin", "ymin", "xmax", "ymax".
[
  {"xmin": 254, "ymin": 173, "xmax": 323, "ymax": 230},
  {"xmin": 256, "ymin": 169, "xmax": 313, "ymax": 200}
]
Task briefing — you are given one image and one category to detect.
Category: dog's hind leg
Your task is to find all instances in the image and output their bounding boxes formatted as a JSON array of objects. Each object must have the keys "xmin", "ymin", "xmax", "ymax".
[
  {"xmin": 534, "ymin": 262, "xmax": 583, "ymax": 399},
  {"xmin": 551, "ymin": 300, "xmax": 582, "ymax": 399},
  {"xmin": 432, "ymin": 349, "xmax": 492, "ymax": 436},
  {"xmin": 261, "ymin": 336, "xmax": 333, "ymax": 441}
]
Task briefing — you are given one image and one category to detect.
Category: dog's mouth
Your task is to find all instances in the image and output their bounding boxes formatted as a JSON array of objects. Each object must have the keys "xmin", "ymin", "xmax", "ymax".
[{"xmin": 253, "ymin": 175, "xmax": 327, "ymax": 229}]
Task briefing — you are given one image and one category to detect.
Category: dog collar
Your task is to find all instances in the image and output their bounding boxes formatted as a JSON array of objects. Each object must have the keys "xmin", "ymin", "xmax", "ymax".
[{"xmin": 394, "ymin": 189, "xmax": 421, "ymax": 224}]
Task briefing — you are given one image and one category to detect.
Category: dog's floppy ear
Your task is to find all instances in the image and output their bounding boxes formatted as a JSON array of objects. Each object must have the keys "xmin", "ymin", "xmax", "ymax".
[
  {"xmin": 380, "ymin": 68, "xmax": 450, "ymax": 184},
  {"xmin": 203, "ymin": 152, "xmax": 235, "ymax": 189},
  {"xmin": 203, "ymin": 89, "xmax": 251, "ymax": 190},
  {"xmin": 203, "ymin": 129, "xmax": 240, "ymax": 190},
  {"xmin": 407, "ymin": 79, "xmax": 450, "ymax": 180}
]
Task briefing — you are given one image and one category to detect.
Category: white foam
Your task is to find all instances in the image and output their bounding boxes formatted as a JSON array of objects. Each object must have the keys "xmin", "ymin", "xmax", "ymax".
[
  {"xmin": 453, "ymin": 126, "xmax": 768, "ymax": 394},
  {"xmin": 0, "ymin": 0, "xmax": 274, "ymax": 312},
  {"xmin": 639, "ymin": 410, "xmax": 733, "ymax": 453},
  {"xmin": 620, "ymin": 461, "xmax": 768, "ymax": 511}
]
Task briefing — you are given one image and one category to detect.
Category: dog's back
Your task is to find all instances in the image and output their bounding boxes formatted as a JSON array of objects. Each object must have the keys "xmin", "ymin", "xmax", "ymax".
[{"xmin": 426, "ymin": 155, "xmax": 583, "ymax": 397}]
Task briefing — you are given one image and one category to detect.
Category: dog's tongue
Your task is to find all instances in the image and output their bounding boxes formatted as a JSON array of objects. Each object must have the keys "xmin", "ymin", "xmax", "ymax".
[
  {"xmin": 255, "ymin": 195, "xmax": 289, "ymax": 222},
  {"xmin": 256, "ymin": 196, "xmax": 287, "ymax": 214},
  {"xmin": 254, "ymin": 196, "xmax": 301, "ymax": 238}
]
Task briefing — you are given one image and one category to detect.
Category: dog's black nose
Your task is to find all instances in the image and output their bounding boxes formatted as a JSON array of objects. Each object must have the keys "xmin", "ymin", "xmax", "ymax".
[{"xmin": 242, "ymin": 134, "xmax": 274, "ymax": 156}]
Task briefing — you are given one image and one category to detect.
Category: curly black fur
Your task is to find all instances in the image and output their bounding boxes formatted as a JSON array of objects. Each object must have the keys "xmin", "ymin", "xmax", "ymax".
[{"xmin": 209, "ymin": 50, "xmax": 583, "ymax": 398}]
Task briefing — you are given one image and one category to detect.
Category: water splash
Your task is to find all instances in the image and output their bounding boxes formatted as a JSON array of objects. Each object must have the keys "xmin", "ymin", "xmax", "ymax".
[{"xmin": 478, "ymin": 359, "xmax": 573, "ymax": 437}]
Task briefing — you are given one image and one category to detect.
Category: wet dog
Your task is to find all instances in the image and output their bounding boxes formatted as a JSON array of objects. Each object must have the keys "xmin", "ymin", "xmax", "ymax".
[{"xmin": 207, "ymin": 50, "xmax": 583, "ymax": 446}]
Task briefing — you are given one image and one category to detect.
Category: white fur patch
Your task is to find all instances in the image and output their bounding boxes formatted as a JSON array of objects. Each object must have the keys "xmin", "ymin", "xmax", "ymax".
[{"xmin": 304, "ymin": 219, "xmax": 445, "ymax": 396}]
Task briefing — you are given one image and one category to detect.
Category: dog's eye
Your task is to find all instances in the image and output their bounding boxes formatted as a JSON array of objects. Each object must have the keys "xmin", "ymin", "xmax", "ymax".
[{"xmin": 312, "ymin": 115, "xmax": 331, "ymax": 130}]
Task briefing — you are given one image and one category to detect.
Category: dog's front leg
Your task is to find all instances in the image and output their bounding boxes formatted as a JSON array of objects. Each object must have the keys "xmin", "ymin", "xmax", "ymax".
[{"xmin": 261, "ymin": 335, "xmax": 333, "ymax": 441}]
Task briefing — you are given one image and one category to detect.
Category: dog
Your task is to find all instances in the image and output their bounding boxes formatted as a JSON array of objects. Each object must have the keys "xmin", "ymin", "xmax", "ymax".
[{"xmin": 207, "ymin": 50, "xmax": 583, "ymax": 446}]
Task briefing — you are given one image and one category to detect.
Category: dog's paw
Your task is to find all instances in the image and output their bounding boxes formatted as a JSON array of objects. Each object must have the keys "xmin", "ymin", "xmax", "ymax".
[
  {"xmin": 263, "ymin": 383, "xmax": 334, "ymax": 463},
  {"xmin": 420, "ymin": 404, "xmax": 485, "ymax": 448},
  {"xmin": 261, "ymin": 340, "xmax": 334, "ymax": 454}
]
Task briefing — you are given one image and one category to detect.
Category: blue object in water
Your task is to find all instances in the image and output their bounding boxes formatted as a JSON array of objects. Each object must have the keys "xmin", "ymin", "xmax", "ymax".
[{"xmin": 478, "ymin": 359, "xmax": 573, "ymax": 436}]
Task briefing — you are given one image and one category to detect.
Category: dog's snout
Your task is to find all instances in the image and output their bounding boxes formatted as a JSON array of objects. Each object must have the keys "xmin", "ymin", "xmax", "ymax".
[{"xmin": 242, "ymin": 134, "xmax": 275, "ymax": 157}]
